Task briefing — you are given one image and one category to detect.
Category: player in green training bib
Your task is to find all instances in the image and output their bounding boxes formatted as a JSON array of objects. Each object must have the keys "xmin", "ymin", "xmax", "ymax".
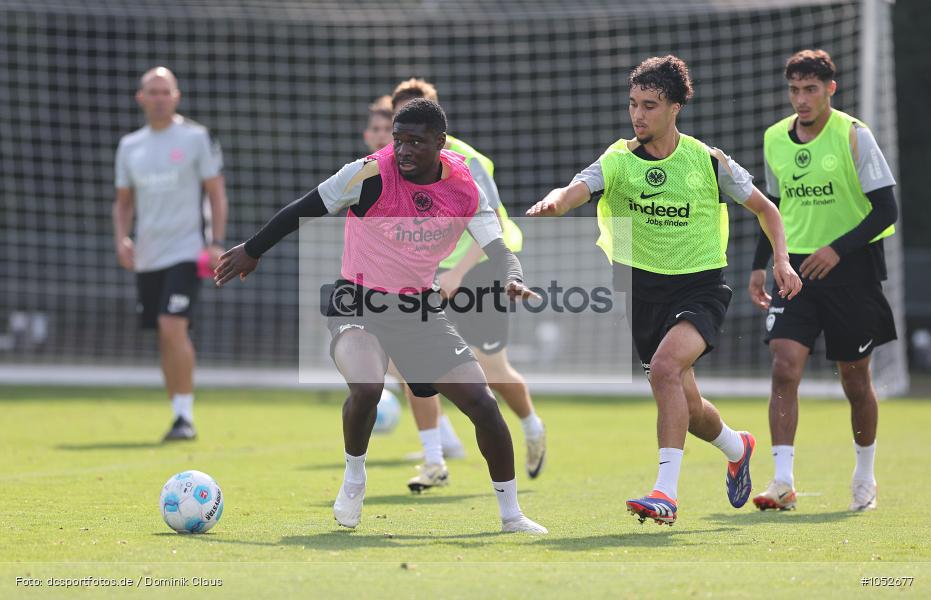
[
  {"xmin": 389, "ymin": 79, "xmax": 547, "ymax": 492},
  {"xmin": 749, "ymin": 50, "xmax": 899, "ymax": 513},
  {"xmin": 528, "ymin": 55, "xmax": 802, "ymax": 526}
]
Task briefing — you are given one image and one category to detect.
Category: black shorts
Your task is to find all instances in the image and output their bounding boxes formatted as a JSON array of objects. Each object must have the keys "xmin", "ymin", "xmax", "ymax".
[
  {"xmin": 442, "ymin": 259, "xmax": 510, "ymax": 355},
  {"xmin": 631, "ymin": 283, "xmax": 732, "ymax": 373},
  {"xmin": 136, "ymin": 262, "xmax": 200, "ymax": 329},
  {"xmin": 323, "ymin": 280, "xmax": 478, "ymax": 398},
  {"xmin": 764, "ymin": 281, "xmax": 897, "ymax": 362}
]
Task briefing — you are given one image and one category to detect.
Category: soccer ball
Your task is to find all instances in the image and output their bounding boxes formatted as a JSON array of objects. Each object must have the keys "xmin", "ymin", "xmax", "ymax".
[
  {"xmin": 159, "ymin": 470, "xmax": 224, "ymax": 533},
  {"xmin": 373, "ymin": 389, "xmax": 402, "ymax": 434}
]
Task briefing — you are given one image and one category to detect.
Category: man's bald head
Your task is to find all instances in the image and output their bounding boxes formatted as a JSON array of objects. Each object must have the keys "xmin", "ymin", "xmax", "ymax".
[{"xmin": 140, "ymin": 66, "xmax": 178, "ymax": 91}]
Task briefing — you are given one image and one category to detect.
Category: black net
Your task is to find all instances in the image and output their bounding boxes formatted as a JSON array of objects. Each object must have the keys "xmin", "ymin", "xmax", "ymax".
[{"xmin": 0, "ymin": 0, "xmax": 906, "ymax": 391}]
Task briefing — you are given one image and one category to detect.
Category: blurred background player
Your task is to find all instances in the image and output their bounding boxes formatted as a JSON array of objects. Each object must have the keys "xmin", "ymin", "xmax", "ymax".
[
  {"xmin": 749, "ymin": 50, "xmax": 898, "ymax": 512},
  {"xmin": 390, "ymin": 79, "xmax": 546, "ymax": 492},
  {"xmin": 528, "ymin": 56, "xmax": 801, "ymax": 525},
  {"xmin": 215, "ymin": 99, "xmax": 547, "ymax": 534},
  {"xmin": 112, "ymin": 66, "xmax": 228, "ymax": 441},
  {"xmin": 362, "ymin": 95, "xmax": 394, "ymax": 154}
]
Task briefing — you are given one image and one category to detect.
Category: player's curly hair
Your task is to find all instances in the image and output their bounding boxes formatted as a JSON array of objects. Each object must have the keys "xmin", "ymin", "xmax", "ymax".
[
  {"xmin": 785, "ymin": 49, "xmax": 836, "ymax": 82},
  {"xmin": 393, "ymin": 98, "xmax": 447, "ymax": 135},
  {"xmin": 391, "ymin": 78, "xmax": 439, "ymax": 110},
  {"xmin": 629, "ymin": 55, "xmax": 694, "ymax": 106}
]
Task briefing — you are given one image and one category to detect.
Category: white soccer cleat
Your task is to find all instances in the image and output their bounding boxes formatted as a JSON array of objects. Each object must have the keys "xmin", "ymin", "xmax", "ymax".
[
  {"xmin": 849, "ymin": 479, "xmax": 877, "ymax": 512},
  {"xmin": 407, "ymin": 462, "xmax": 450, "ymax": 493},
  {"xmin": 526, "ymin": 429, "xmax": 546, "ymax": 479},
  {"xmin": 333, "ymin": 481, "xmax": 365, "ymax": 528},
  {"xmin": 752, "ymin": 479, "xmax": 797, "ymax": 511},
  {"xmin": 501, "ymin": 514, "xmax": 548, "ymax": 535}
]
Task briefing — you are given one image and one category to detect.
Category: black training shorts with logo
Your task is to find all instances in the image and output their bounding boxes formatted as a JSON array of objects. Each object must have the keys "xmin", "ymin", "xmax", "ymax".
[
  {"xmin": 764, "ymin": 280, "xmax": 896, "ymax": 362},
  {"xmin": 135, "ymin": 261, "xmax": 200, "ymax": 329},
  {"xmin": 324, "ymin": 279, "xmax": 478, "ymax": 397},
  {"xmin": 631, "ymin": 282, "xmax": 733, "ymax": 374}
]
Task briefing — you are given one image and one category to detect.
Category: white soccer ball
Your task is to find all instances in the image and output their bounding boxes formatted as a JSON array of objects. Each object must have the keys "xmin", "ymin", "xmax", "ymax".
[
  {"xmin": 373, "ymin": 389, "xmax": 402, "ymax": 434},
  {"xmin": 159, "ymin": 470, "xmax": 224, "ymax": 533}
]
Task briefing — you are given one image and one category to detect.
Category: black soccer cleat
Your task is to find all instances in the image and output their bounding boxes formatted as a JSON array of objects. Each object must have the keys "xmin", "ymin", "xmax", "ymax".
[{"xmin": 162, "ymin": 417, "xmax": 197, "ymax": 442}]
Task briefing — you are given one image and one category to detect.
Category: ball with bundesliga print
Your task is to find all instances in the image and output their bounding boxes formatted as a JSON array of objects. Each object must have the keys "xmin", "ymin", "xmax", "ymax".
[{"xmin": 159, "ymin": 470, "xmax": 224, "ymax": 533}]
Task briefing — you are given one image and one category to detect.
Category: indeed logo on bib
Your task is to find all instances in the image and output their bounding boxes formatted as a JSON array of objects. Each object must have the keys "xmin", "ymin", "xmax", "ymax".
[
  {"xmin": 394, "ymin": 222, "xmax": 453, "ymax": 243},
  {"xmin": 628, "ymin": 197, "xmax": 690, "ymax": 227},
  {"xmin": 627, "ymin": 198, "xmax": 690, "ymax": 218},
  {"xmin": 784, "ymin": 180, "xmax": 835, "ymax": 204}
]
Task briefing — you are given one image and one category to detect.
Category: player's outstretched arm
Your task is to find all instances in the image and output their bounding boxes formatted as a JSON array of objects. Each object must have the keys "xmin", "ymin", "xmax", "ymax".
[
  {"xmin": 742, "ymin": 186, "xmax": 802, "ymax": 301},
  {"xmin": 438, "ymin": 237, "xmax": 484, "ymax": 298},
  {"xmin": 467, "ymin": 182, "xmax": 539, "ymax": 300},
  {"xmin": 214, "ymin": 187, "xmax": 329, "ymax": 287},
  {"xmin": 526, "ymin": 181, "xmax": 591, "ymax": 217},
  {"xmin": 481, "ymin": 238, "xmax": 541, "ymax": 301}
]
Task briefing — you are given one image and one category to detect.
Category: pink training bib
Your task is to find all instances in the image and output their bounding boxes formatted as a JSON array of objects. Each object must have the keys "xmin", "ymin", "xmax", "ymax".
[{"xmin": 341, "ymin": 145, "xmax": 479, "ymax": 293}]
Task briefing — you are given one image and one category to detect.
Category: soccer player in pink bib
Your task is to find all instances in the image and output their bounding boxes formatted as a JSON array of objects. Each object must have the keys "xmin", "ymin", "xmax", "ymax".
[{"xmin": 215, "ymin": 99, "xmax": 547, "ymax": 534}]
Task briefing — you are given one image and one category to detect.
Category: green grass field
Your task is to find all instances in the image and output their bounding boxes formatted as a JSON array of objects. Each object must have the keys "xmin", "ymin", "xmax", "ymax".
[{"xmin": 1, "ymin": 387, "xmax": 929, "ymax": 598}]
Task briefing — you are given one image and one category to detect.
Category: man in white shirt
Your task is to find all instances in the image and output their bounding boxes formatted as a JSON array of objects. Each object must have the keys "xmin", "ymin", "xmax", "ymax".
[{"xmin": 112, "ymin": 66, "xmax": 228, "ymax": 441}]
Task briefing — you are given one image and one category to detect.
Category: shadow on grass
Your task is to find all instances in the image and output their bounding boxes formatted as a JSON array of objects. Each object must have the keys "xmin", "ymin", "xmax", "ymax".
[
  {"xmin": 533, "ymin": 526, "xmax": 742, "ymax": 550},
  {"xmin": 279, "ymin": 530, "xmax": 503, "ymax": 549},
  {"xmin": 56, "ymin": 441, "xmax": 166, "ymax": 451},
  {"xmin": 704, "ymin": 510, "xmax": 857, "ymax": 525},
  {"xmin": 151, "ymin": 532, "xmax": 223, "ymax": 538},
  {"xmin": 151, "ymin": 532, "xmax": 279, "ymax": 548},
  {"xmin": 307, "ymin": 491, "xmax": 499, "ymax": 508},
  {"xmin": 163, "ymin": 525, "xmax": 740, "ymax": 552},
  {"xmin": 157, "ymin": 528, "xmax": 503, "ymax": 550},
  {"xmin": 535, "ymin": 521, "xmax": 751, "ymax": 552}
]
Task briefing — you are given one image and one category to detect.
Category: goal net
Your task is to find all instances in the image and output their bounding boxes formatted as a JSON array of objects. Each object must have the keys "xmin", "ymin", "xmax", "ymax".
[{"xmin": 0, "ymin": 0, "xmax": 907, "ymax": 395}]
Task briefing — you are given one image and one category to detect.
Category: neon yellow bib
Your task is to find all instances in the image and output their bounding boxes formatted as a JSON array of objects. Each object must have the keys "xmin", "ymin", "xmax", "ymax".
[
  {"xmin": 439, "ymin": 135, "xmax": 523, "ymax": 269},
  {"xmin": 596, "ymin": 134, "xmax": 728, "ymax": 274},
  {"xmin": 763, "ymin": 109, "xmax": 894, "ymax": 254}
]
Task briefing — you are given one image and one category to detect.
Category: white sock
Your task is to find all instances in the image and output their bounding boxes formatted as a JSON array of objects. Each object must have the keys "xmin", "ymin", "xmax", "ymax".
[
  {"xmin": 418, "ymin": 427, "xmax": 444, "ymax": 466},
  {"xmin": 171, "ymin": 393, "xmax": 194, "ymax": 423},
  {"xmin": 520, "ymin": 411, "xmax": 544, "ymax": 439},
  {"xmin": 438, "ymin": 415, "xmax": 464, "ymax": 451},
  {"xmin": 853, "ymin": 441, "xmax": 876, "ymax": 484},
  {"xmin": 772, "ymin": 445, "xmax": 795, "ymax": 487},
  {"xmin": 710, "ymin": 423, "xmax": 744, "ymax": 462},
  {"xmin": 492, "ymin": 478, "xmax": 522, "ymax": 521},
  {"xmin": 653, "ymin": 448, "xmax": 684, "ymax": 500},
  {"xmin": 343, "ymin": 452, "xmax": 367, "ymax": 485}
]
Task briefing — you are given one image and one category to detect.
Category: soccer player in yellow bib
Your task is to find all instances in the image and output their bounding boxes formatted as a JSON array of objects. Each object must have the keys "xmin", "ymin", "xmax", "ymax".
[
  {"xmin": 528, "ymin": 56, "xmax": 802, "ymax": 525},
  {"xmin": 749, "ymin": 50, "xmax": 899, "ymax": 512},
  {"xmin": 389, "ymin": 79, "xmax": 547, "ymax": 493}
]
